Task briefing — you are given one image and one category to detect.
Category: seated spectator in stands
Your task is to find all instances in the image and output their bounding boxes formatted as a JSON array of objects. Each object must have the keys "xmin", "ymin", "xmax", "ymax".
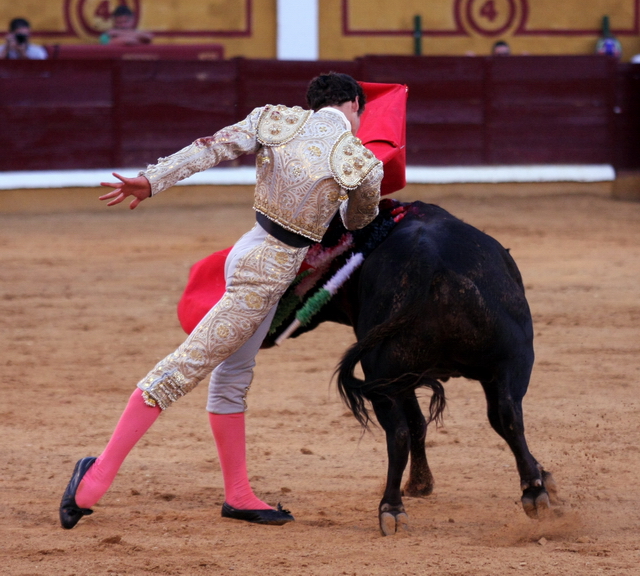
[
  {"xmin": 99, "ymin": 5, "xmax": 152, "ymax": 46},
  {"xmin": 0, "ymin": 17, "xmax": 47, "ymax": 59},
  {"xmin": 492, "ymin": 40, "xmax": 511, "ymax": 56},
  {"xmin": 595, "ymin": 16, "xmax": 622, "ymax": 59}
]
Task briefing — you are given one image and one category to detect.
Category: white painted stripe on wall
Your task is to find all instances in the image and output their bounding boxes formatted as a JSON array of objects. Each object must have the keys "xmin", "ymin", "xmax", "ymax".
[
  {"xmin": 0, "ymin": 165, "xmax": 616, "ymax": 190},
  {"xmin": 405, "ymin": 165, "xmax": 616, "ymax": 184}
]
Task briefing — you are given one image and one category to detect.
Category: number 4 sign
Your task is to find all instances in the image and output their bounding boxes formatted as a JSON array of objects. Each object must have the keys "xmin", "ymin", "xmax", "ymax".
[
  {"xmin": 464, "ymin": 0, "xmax": 518, "ymax": 36},
  {"xmin": 65, "ymin": 0, "xmax": 141, "ymax": 37}
]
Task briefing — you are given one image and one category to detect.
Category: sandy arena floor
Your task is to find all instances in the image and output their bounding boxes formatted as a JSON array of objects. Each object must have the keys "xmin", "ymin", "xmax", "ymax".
[{"xmin": 1, "ymin": 188, "xmax": 639, "ymax": 575}]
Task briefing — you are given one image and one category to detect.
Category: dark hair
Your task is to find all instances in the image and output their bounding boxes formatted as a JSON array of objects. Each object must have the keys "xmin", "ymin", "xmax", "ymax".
[
  {"xmin": 113, "ymin": 5, "xmax": 134, "ymax": 17},
  {"xmin": 492, "ymin": 40, "xmax": 509, "ymax": 49},
  {"xmin": 10, "ymin": 18, "xmax": 30, "ymax": 31},
  {"xmin": 306, "ymin": 72, "xmax": 366, "ymax": 115}
]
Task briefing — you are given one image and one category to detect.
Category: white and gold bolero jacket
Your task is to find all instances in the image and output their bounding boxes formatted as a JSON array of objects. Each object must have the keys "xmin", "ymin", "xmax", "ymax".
[{"xmin": 141, "ymin": 105, "xmax": 383, "ymax": 243}]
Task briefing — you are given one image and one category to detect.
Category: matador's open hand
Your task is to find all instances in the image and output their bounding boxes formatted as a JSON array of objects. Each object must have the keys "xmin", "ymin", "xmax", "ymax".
[{"xmin": 99, "ymin": 172, "xmax": 152, "ymax": 209}]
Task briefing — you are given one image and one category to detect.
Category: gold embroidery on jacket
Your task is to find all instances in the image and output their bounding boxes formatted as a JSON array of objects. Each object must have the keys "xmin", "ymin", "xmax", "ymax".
[
  {"xmin": 329, "ymin": 133, "xmax": 381, "ymax": 190},
  {"xmin": 257, "ymin": 105, "xmax": 312, "ymax": 147},
  {"xmin": 140, "ymin": 105, "xmax": 382, "ymax": 243},
  {"xmin": 253, "ymin": 109, "xmax": 368, "ymax": 242}
]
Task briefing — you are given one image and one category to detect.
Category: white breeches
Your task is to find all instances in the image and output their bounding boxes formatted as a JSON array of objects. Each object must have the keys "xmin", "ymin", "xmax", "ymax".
[{"xmin": 206, "ymin": 224, "xmax": 279, "ymax": 414}]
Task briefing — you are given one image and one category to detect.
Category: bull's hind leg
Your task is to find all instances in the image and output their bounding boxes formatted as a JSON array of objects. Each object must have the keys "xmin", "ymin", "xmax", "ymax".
[
  {"xmin": 401, "ymin": 392, "xmax": 434, "ymax": 498},
  {"xmin": 370, "ymin": 396, "xmax": 411, "ymax": 536},
  {"xmin": 480, "ymin": 368, "xmax": 556, "ymax": 519}
]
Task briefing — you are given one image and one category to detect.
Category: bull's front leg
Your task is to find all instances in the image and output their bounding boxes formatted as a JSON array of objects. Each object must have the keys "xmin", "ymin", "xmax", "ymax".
[{"xmin": 371, "ymin": 396, "xmax": 411, "ymax": 536}]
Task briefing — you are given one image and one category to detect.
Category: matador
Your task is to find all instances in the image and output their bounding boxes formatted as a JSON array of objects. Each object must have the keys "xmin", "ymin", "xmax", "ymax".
[{"xmin": 60, "ymin": 72, "xmax": 383, "ymax": 528}]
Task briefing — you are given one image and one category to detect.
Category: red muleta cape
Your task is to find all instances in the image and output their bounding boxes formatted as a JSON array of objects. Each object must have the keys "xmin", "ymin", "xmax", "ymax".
[{"xmin": 177, "ymin": 82, "xmax": 408, "ymax": 335}]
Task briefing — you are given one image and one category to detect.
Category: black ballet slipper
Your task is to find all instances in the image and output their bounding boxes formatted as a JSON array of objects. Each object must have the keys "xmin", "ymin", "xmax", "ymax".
[
  {"xmin": 59, "ymin": 457, "xmax": 97, "ymax": 529},
  {"xmin": 221, "ymin": 502, "xmax": 294, "ymax": 525}
]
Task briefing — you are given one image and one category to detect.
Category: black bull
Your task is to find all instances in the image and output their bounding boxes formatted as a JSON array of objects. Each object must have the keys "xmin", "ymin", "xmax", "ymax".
[{"xmin": 263, "ymin": 200, "xmax": 557, "ymax": 535}]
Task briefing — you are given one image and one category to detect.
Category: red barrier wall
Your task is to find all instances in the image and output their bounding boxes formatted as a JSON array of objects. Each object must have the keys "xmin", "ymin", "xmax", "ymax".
[
  {"xmin": 614, "ymin": 63, "xmax": 640, "ymax": 170},
  {"xmin": 1, "ymin": 55, "xmax": 637, "ymax": 172}
]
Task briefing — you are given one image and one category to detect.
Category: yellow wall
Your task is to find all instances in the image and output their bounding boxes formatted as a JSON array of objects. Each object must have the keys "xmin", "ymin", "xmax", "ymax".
[
  {"xmin": 320, "ymin": 0, "xmax": 640, "ymax": 60},
  {"xmin": 4, "ymin": 0, "xmax": 640, "ymax": 61},
  {"xmin": 4, "ymin": 0, "xmax": 276, "ymax": 58}
]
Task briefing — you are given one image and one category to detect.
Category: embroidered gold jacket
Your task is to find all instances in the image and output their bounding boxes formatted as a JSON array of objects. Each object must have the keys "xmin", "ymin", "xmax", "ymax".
[{"xmin": 141, "ymin": 105, "xmax": 383, "ymax": 242}]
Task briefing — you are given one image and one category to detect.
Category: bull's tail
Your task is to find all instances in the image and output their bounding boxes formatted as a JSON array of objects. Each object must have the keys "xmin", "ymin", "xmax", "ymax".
[
  {"xmin": 336, "ymin": 314, "xmax": 446, "ymax": 429},
  {"xmin": 336, "ymin": 342, "xmax": 371, "ymax": 428}
]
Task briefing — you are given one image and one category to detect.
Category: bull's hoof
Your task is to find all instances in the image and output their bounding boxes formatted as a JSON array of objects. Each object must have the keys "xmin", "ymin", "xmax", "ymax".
[
  {"xmin": 379, "ymin": 503, "xmax": 409, "ymax": 536},
  {"xmin": 521, "ymin": 474, "xmax": 555, "ymax": 519},
  {"xmin": 522, "ymin": 491, "xmax": 551, "ymax": 519}
]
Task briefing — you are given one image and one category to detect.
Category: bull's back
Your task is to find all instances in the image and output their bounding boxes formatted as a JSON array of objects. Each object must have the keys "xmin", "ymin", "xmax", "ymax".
[{"xmin": 356, "ymin": 202, "xmax": 533, "ymax": 378}]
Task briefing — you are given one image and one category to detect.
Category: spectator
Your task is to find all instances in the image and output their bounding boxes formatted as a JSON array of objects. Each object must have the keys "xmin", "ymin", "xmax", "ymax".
[
  {"xmin": 99, "ymin": 5, "xmax": 152, "ymax": 46},
  {"xmin": 595, "ymin": 15, "xmax": 622, "ymax": 59},
  {"xmin": 0, "ymin": 17, "xmax": 47, "ymax": 60},
  {"xmin": 492, "ymin": 40, "xmax": 511, "ymax": 56}
]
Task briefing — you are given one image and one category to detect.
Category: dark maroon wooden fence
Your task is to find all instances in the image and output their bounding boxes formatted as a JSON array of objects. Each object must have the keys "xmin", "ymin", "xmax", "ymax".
[
  {"xmin": 614, "ymin": 63, "xmax": 640, "ymax": 170},
  {"xmin": 45, "ymin": 43, "xmax": 225, "ymax": 61},
  {"xmin": 1, "ymin": 55, "xmax": 637, "ymax": 172}
]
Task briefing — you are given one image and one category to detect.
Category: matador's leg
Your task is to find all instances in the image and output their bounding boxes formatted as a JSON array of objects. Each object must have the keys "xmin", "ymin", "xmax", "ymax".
[
  {"xmin": 138, "ymin": 234, "xmax": 308, "ymax": 410},
  {"xmin": 64, "ymin": 231, "xmax": 306, "ymax": 527}
]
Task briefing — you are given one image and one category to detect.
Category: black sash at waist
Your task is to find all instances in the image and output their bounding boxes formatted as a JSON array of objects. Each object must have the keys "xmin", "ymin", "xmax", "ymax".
[{"xmin": 255, "ymin": 212, "xmax": 315, "ymax": 248}]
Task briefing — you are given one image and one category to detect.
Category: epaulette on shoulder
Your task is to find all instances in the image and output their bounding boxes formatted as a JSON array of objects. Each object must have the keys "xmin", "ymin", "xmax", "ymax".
[
  {"xmin": 257, "ymin": 105, "xmax": 312, "ymax": 146},
  {"xmin": 329, "ymin": 133, "xmax": 381, "ymax": 190}
]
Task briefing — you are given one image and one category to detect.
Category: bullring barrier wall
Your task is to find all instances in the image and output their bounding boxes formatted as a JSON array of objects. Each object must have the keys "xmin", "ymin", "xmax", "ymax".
[{"xmin": 1, "ymin": 55, "xmax": 639, "ymax": 172}]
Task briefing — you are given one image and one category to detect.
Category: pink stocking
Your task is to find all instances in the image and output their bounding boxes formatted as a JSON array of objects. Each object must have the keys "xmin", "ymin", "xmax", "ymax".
[
  {"xmin": 75, "ymin": 388, "xmax": 161, "ymax": 509},
  {"xmin": 209, "ymin": 412, "xmax": 271, "ymax": 510}
]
